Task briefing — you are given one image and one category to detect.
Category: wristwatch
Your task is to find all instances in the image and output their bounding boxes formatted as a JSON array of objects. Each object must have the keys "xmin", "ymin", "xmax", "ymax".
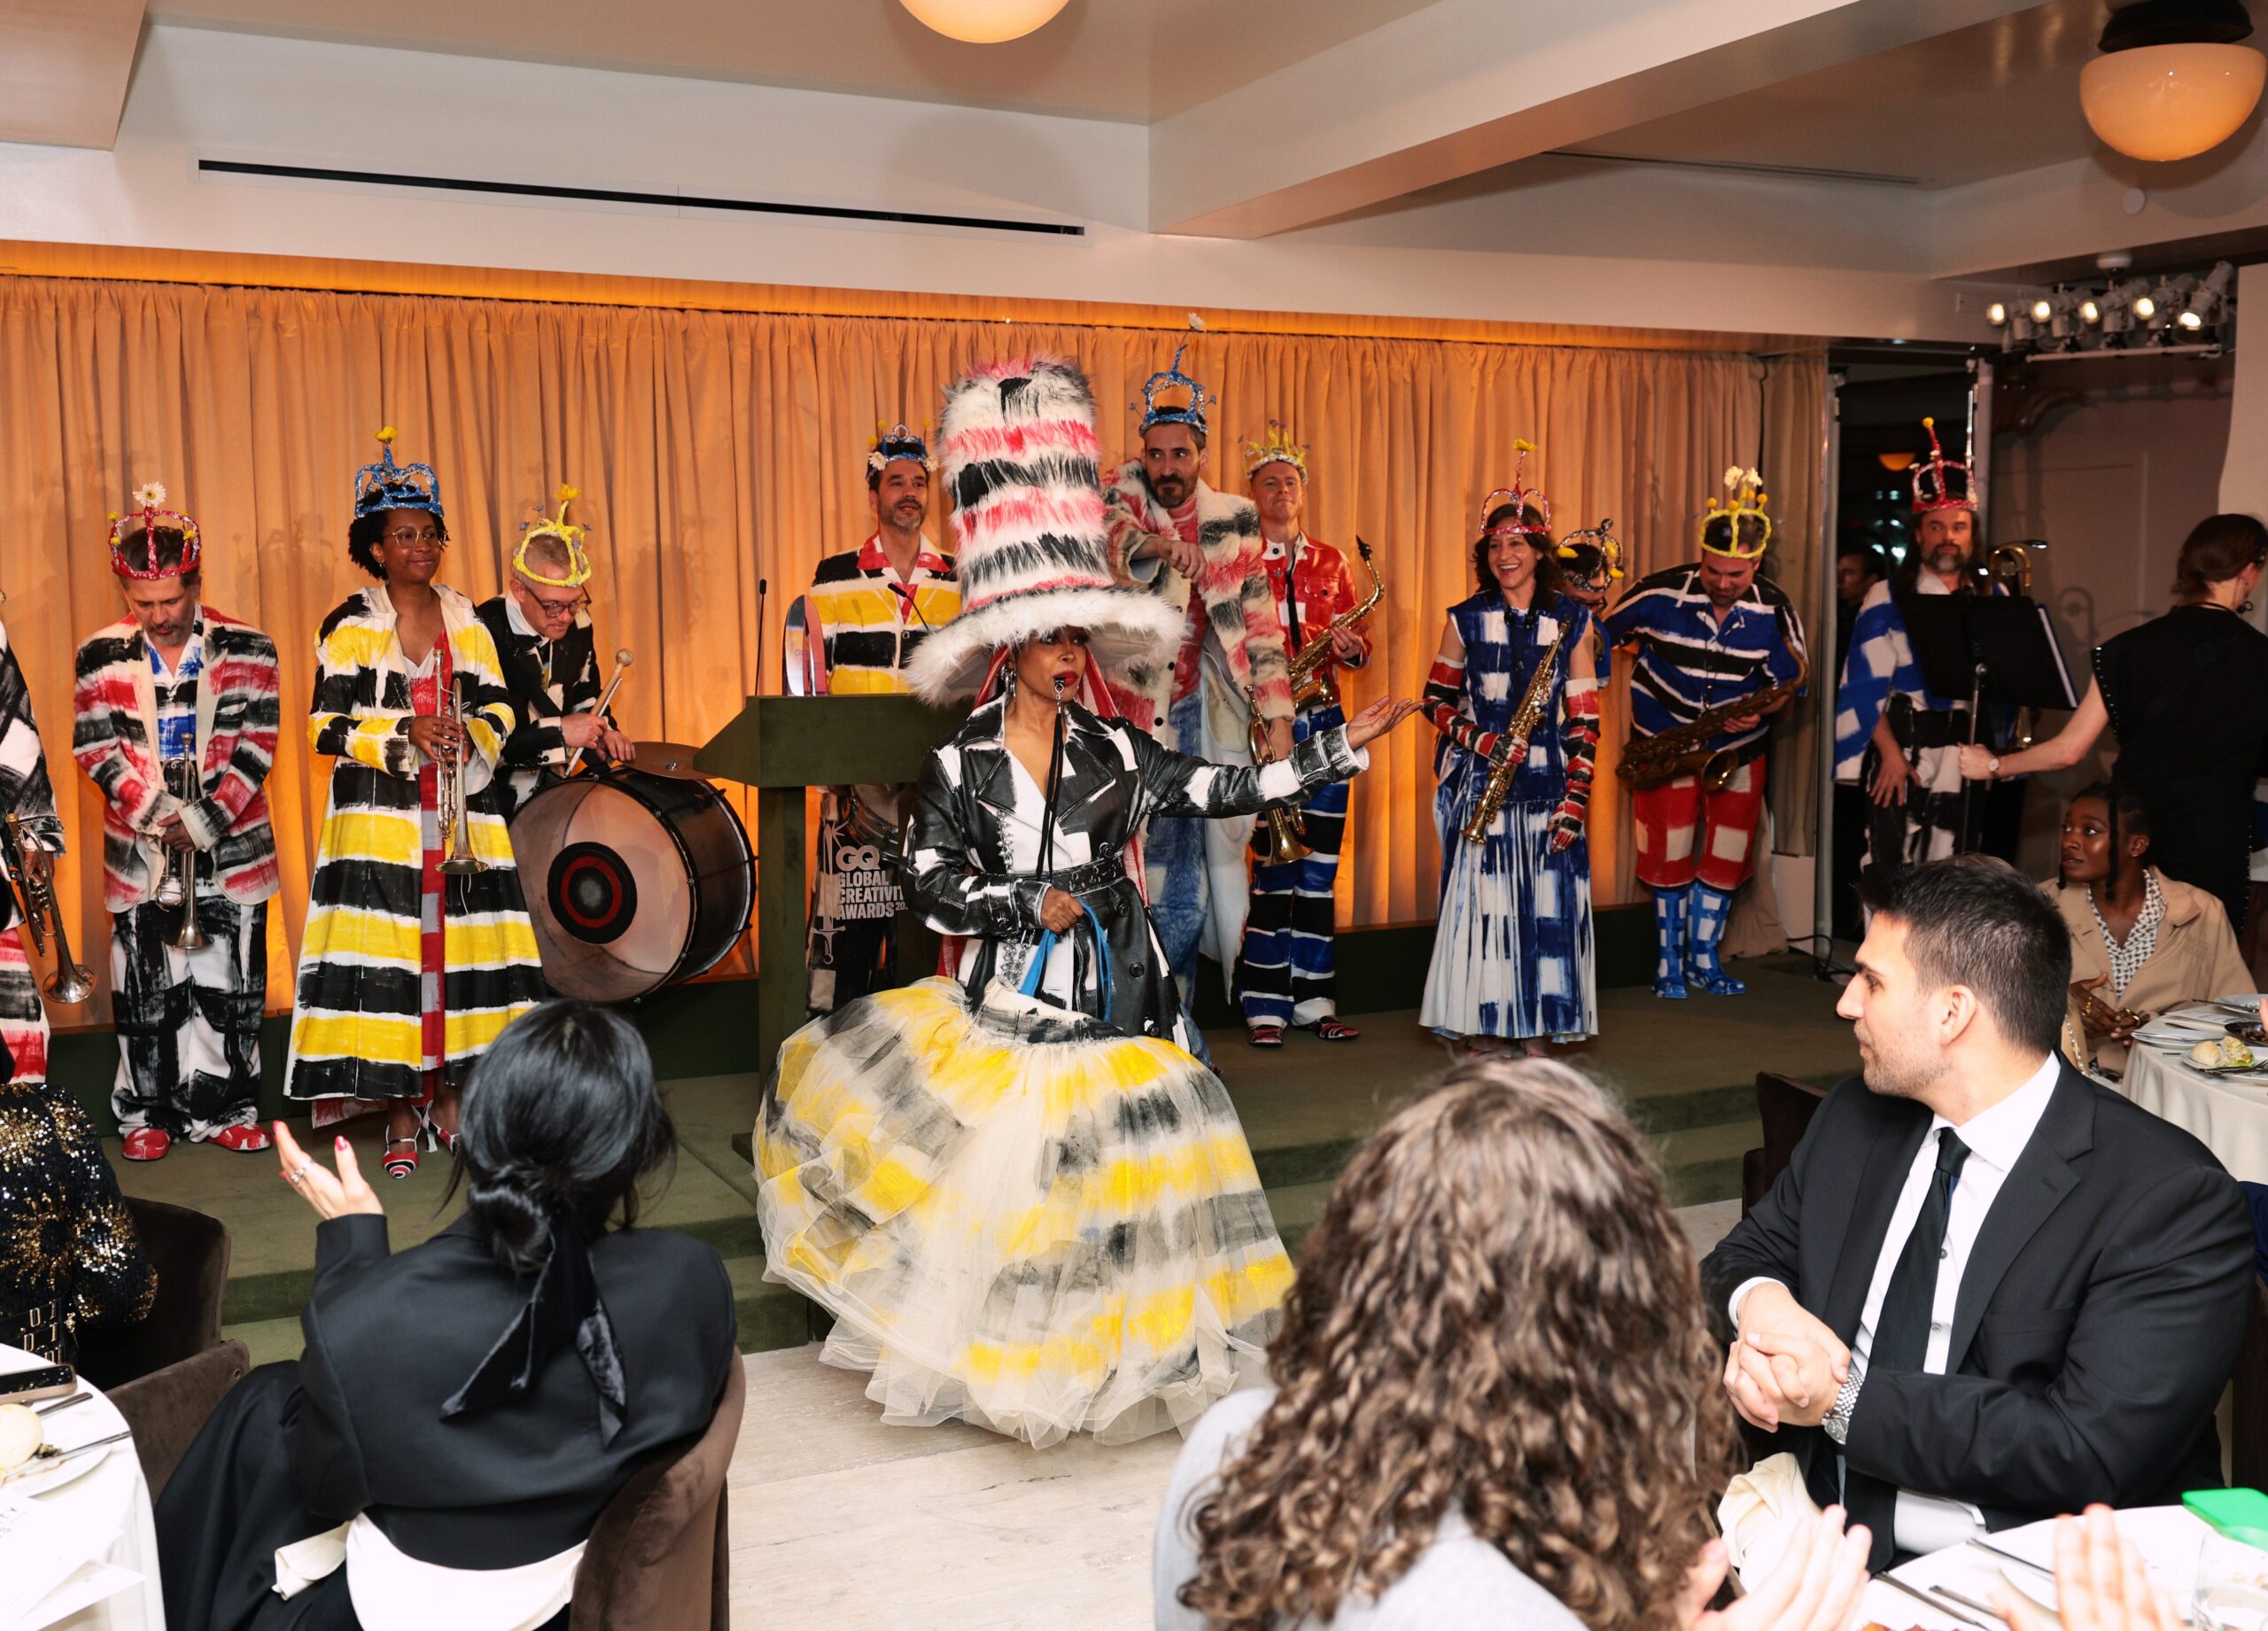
[
  {"xmin": 1986, "ymin": 755, "xmax": 2001, "ymax": 779},
  {"xmin": 1823, "ymin": 1366, "xmax": 1864, "ymax": 1446}
]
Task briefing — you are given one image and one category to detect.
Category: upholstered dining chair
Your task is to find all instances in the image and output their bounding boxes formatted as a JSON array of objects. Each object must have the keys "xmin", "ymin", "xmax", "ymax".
[
  {"xmin": 76, "ymin": 1196, "xmax": 233, "ymax": 1391},
  {"xmin": 109, "ymin": 1337, "xmax": 252, "ymax": 1501},
  {"xmin": 571, "ymin": 1352, "xmax": 747, "ymax": 1629},
  {"xmin": 1741, "ymin": 1072, "xmax": 1829, "ymax": 1215}
]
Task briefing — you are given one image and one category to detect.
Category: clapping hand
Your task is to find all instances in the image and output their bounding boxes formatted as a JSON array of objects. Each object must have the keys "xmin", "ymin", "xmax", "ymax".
[
  {"xmin": 272, "ymin": 1122, "xmax": 385, "ymax": 1221},
  {"xmin": 1677, "ymin": 1507, "xmax": 1868, "ymax": 1631},
  {"xmin": 1991, "ymin": 1507, "xmax": 2179, "ymax": 1631}
]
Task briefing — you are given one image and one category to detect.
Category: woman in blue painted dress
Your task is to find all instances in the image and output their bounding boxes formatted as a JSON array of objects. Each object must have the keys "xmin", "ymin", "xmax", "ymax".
[{"xmin": 1419, "ymin": 454, "xmax": 1602, "ymax": 1053}]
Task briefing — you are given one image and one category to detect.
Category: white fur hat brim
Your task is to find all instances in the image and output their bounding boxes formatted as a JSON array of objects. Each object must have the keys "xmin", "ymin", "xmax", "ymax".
[{"xmin": 905, "ymin": 582, "xmax": 1181, "ymax": 703}]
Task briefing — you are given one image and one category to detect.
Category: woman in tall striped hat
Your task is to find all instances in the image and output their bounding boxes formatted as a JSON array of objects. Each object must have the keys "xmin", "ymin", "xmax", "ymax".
[
  {"xmin": 284, "ymin": 430, "xmax": 548, "ymax": 1177},
  {"xmin": 755, "ymin": 357, "xmax": 1418, "ymax": 1449}
]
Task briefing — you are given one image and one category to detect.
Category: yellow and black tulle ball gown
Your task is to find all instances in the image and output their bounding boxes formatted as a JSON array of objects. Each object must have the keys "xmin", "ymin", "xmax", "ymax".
[{"xmin": 756, "ymin": 695, "xmax": 1363, "ymax": 1448}]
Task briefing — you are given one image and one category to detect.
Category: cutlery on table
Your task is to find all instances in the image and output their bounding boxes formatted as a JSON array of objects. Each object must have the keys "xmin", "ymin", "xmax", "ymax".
[{"xmin": 1873, "ymin": 1569, "xmax": 1994, "ymax": 1629}]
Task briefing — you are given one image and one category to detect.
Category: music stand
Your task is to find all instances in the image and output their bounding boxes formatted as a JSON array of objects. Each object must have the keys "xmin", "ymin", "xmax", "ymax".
[{"xmin": 1899, "ymin": 592, "xmax": 2079, "ymax": 853}]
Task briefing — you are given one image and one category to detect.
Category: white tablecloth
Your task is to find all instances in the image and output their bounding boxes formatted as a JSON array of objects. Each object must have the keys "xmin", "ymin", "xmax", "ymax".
[
  {"xmin": 2122, "ymin": 1045, "xmax": 2268, "ymax": 1184},
  {"xmin": 1859, "ymin": 1504, "xmax": 2209, "ymax": 1631},
  {"xmin": 0, "ymin": 1344, "xmax": 162, "ymax": 1631}
]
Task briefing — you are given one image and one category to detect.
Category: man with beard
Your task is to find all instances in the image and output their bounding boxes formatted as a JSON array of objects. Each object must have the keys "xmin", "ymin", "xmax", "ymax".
[
  {"xmin": 72, "ymin": 481, "xmax": 282, "ymax": 1160},
  {"xmin": 1835, "ymin": 419, "xmax": 1992, "ymax": 886},
  {"xmin": 1703, "ymin": 856, "xmax": 2250, "ymax": 1569},
  {"xmin": 791, "ymin": 425, "xmax": 961, "ymax": 1013},
  {"xmin": 1602, "ymin": 470, "xmax": 1806, "ymax": 998},
  {"xmin": 1100, "ymin": 349, "xmax": 1292, "ymax": 1063}
]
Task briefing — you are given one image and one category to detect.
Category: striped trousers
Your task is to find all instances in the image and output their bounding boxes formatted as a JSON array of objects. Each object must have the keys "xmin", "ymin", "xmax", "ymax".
[{"xmin": 1236, "ymin": 704, "xmax": 1348, "ymax": 1030}]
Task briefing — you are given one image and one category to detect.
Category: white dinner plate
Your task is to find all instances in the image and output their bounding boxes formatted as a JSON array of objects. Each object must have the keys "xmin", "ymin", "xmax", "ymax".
[
  {"xmin": 2000, "ymin": 1560, "xmax": 2058, "ymax": 1612},
  {"xmin": 0, "ymin": 1440, "xmax": 109, "ymax": 1498}
]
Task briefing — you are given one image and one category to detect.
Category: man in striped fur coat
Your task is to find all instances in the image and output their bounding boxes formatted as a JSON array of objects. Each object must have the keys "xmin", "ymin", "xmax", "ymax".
[
  {"xmin": 72, "ymin": 484, "xmax": 280, "ymax": 1160},
  {"xmin": 1100, "ymin": 347, "xmax": 1294, "ymax": 1062}
]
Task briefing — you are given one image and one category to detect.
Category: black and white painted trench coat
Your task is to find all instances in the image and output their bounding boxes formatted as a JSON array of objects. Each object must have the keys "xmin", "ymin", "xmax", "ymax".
[{"xmin": 904, "ymin": 695, "xmax": 1363, "ymax": 1052}]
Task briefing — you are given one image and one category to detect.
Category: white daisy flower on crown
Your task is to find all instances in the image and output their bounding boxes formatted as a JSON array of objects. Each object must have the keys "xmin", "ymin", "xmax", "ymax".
[{"xmin": 134, "ymin": 481, "xmax": 167, "ymax": 509}]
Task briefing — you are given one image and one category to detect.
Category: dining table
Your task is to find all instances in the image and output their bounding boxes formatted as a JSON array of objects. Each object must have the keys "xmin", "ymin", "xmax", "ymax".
[
  {"xmin": 1856, "ymin": 1503, "xmax": 2216, "ymax": 1631},
  {"xmin": 0, "ymin": 1343, "xmax": 163, "ymax": 1631},
  {"xmin": 2120, "ymin": 1004, "xmax": 2268, "ymax": 1184}
]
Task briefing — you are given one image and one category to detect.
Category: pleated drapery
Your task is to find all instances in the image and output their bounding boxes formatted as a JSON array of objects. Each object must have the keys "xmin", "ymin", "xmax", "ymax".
[{"xmin": 0, "ymin": 274, "xmax": 1823, "ymax": 1017}]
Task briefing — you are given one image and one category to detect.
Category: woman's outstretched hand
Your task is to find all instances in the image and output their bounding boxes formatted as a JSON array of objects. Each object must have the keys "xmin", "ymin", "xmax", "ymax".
[
  {"xmin": 1344, "ymin": 697, "xmax": 1423, "ymax": 751},
  {"xmin": 1677, "ymin": 1507, "xmax": 1868, "ymax": 1631},
  {"xmin": 273, "ymin": 1121, "xmax": 385, "ymax": 1221},
  {"xmin": 1992, "ymin": 1507, "xmax": 2180, "ymax": 1631}
]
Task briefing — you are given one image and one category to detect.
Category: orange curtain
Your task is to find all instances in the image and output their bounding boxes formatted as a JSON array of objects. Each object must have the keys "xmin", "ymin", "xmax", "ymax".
[{"xmin": 0, "ymin": 274, "xmax": 1823, "ymax": 1018}]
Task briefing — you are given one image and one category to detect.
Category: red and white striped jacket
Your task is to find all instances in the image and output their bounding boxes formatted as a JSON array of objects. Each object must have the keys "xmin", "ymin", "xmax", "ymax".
[{"xmin": 72, "ymin": 608, "xmax": 282, "ymax": 911}]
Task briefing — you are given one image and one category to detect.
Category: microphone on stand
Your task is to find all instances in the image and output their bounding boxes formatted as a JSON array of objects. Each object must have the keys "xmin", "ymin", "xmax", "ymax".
[
  {"xmin": 755, "ymin": 577, "xmax": 769, "ymax": 694},
  {"xmin": 890, "ymin": 580, "xmax": 936, "ymax": 633}
]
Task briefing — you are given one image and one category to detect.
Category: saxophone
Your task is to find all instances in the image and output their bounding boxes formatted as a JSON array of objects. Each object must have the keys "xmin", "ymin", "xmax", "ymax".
[
  {"xmin": 1460, "ymin": 619, "xmax": 1565, "ymax": 845},
  {"xmin": 1614, "ymin": 637, "xmax": 1808, "ymax": 794},
  {"xmin": 1285, "ymin": 540, "xmax": 1383, "ymax": 710}
]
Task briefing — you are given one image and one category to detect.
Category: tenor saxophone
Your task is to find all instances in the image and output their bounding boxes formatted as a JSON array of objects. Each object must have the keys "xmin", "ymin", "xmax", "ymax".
[
  {"xmin": 1614, "ymin": 638, "xmax": 1809, "ymax": 793},
  {"xmin": 1286, "ymin": 540, "xmax": 1384, "ymax": 710},
  {"xmin": 1460, "ymin": 619, "xmax": 1565, "ymax": 845}
]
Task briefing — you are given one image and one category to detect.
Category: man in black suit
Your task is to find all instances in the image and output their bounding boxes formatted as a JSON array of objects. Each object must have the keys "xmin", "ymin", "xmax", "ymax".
[{"xmin": 1704, "ymin": 855, "xmax": 2252, "ymax": 1569}]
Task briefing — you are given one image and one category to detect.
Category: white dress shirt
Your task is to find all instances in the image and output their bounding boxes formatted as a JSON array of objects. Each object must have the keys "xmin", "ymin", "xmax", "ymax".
[{"xmin": 1732, "ymin": 1051, "xmax": 2062, "ymax": 1557}]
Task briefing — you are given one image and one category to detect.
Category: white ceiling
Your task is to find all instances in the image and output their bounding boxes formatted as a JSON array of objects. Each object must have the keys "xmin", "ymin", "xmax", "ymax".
[
  {"xmin": 149, "ymin": 0, "xmax": 1444, "ymax": 123},
  {"xmin": 1559, "ymin": 0, "xmax": 2113, "ymax": 191}
]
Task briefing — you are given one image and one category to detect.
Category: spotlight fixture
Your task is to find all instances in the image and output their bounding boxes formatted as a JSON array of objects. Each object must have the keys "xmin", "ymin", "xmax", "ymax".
[
  {"xmin": 2099, "ymin": 276, "xmax": 2153, "ymax": 333},
  {"xmin": 2080, "ymin": 296, "xmax": 2103, "ymax": 323},
  {"xmin": 1986, "ymin": 300, "xmax": 2010, "ymax": 326},
  {"xmin": 2080, "ymin": 1, "xmax": 2265, "ymax": 162},
  {"xmin": 1984, "ymin": 260, "xmax": 2234, "ymax": 358}
]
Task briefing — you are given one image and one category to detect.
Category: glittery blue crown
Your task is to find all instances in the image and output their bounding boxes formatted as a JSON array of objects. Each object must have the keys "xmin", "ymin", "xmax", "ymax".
[
  {"xmin": 352, "ymin": 428, "xmax": 446, "ymax": 524},
  {"xmin": 1136, "ymin": 343, "xmax": 1212, "ymax": 437},
  {"xmin": 866, "ymin": 423, "xmax": 936, "ymax": 475}
]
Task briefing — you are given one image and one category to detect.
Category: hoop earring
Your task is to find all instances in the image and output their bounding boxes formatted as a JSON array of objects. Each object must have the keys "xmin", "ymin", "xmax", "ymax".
[{"xmin": 2245, "ymin": 600, "xmax": 2256, "ymax": 614}]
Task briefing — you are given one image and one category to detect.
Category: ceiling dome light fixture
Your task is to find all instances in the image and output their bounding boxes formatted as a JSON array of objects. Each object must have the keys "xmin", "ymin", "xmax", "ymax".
[
  {"xmin": 2080, "ymin": 1, "xmax": 2265, "ymax": 161},
  {"xmin": 899, "ymin": 0, "xmax": 1070, "ymax": 43}
]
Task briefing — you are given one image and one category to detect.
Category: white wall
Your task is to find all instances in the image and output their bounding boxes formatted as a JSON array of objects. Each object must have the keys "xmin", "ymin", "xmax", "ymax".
[{"xmin": 0, "ymin": 23, "xmax": 1981, "ymax": 342}]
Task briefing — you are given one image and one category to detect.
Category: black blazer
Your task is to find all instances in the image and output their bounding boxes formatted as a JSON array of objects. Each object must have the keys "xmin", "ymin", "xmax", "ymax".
[
  {"xmin": 292, "ymin": 1213, "xmax": 737, "ymax": 1569},
  {"xmin": 1702, "ymin": 1062, "xmax": 2253, "ymax": 1530}
]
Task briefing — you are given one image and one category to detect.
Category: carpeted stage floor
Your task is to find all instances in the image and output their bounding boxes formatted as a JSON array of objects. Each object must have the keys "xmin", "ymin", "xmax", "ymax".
[{"xmin": 105, "ymin": 951, "xmax": 1860, "ymax": 1369}]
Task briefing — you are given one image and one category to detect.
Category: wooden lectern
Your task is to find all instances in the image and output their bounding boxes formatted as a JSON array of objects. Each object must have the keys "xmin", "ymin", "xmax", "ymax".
[{"xmin": 695, "ymin": 695, "xmax": 971, "ymax": 1071}]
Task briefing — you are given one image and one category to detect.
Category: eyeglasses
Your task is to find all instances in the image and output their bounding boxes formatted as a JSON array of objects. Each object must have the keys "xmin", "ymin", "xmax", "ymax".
[
  {"xmin": 383, "ymin": 525, "xmax": 445, "ymax": 547},
  {"xmin": 529, "ymin": 594, "xmax": 584, "ymax": 618}
]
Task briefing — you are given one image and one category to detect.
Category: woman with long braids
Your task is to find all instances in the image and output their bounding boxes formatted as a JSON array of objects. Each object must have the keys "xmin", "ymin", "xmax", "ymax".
[
  {"xmin": 755, "ymin": 358, "xmax": 1417, "ymax": 1448},
  {"xmin": 1155, "ymin": 1058, "xmax": 1869, "ymax": 1631},
  {"xmin": 284, "ymin": 430, "xmax": 548, "ymax": 1177}
]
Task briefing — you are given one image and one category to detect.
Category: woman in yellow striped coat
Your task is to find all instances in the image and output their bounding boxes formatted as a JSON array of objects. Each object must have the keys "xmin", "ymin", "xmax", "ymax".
[{"xmin": 285, "ymin": 433, "xmax": 546, "ymax": 1174}]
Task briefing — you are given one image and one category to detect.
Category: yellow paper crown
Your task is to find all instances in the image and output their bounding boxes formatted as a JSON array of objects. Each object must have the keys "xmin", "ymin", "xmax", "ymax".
[
  {"xmin": 514, "ymin": 483, "xmax": 594, "ymax": 588},
  {"xmin": 1698, "ymin": 466, "xmax": 1773, "ymax": 560},
  {"xmin": 1240, "ymin": 421, "xmax": 1309, "ymax": 479}
]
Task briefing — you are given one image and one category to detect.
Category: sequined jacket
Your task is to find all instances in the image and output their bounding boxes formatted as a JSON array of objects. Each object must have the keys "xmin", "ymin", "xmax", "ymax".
[
  {"xmin": 0, "ymin": 1078, "xmax": 154, "ymax": 1363},
  {"xmin": 905, "ymin": 696, "xmax": 1363, "ymax": 1046}
]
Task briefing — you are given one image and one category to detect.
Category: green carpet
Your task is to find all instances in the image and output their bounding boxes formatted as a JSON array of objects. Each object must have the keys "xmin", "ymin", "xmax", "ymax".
[{"xmin": 104, "ymin": 953, "xmax": 1855, "ymax": 1367}]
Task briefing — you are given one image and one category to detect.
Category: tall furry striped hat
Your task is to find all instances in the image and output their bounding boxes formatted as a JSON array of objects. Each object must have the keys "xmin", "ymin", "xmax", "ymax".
[{"xmin": 907, "ymin": 357, "xmax": 1180, "ymax": 703}]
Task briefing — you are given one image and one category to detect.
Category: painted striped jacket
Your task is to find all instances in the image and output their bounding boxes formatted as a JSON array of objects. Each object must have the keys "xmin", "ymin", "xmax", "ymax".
[
  {"xmin": 71, "ymin": 609, "xmax": 281, "ymax": 910},
  {"xmin": 1100, "ymin": 462, "xmax": 1292, "ymax": 747},
  {"xmin": 0, "ymin": 621, "xmax": 65, "ymax": 925}
]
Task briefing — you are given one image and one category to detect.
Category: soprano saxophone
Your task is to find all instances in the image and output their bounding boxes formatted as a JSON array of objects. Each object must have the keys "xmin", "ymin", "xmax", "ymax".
[
  {"xmin": 1460, "ymin": 619, "xmax": 1565, "ymax": 845},
  {"xmin": 1285, "ymin": 540, "xmax": 1383, "ymax": 710}
]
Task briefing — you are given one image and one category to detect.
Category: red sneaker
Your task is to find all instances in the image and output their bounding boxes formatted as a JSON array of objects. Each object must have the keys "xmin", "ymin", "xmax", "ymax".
[
  {"xmin": 207, "ymin": 1123, "xmax": 272, "ymax": 1153},
  {"xmin": 121, "ymin": 1127, "xmax": 171, "ymax": 1161}
]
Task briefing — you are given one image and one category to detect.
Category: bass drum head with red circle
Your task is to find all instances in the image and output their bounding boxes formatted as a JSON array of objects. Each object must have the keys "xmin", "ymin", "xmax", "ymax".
[{"xmin": 509, "ymin": 770, "xmax": 753, "ymax": 1004}]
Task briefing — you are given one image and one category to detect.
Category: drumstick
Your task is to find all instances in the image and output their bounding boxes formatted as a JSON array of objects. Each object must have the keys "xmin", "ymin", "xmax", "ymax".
[{"xmin": 566, "ymin": 649, "xmax": 634, "ymax": 778}]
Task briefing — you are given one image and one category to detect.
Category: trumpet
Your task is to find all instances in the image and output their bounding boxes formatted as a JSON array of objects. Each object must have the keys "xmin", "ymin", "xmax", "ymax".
[
  {"xmin": 1286, "ymin": 540, "xmax": 1384, "ymax": 710},
  {"xmin": 1, "ymin": 815, "xmax": 94, "ymax": 1004},
  {"xmin": 437, "ymin": 687, "xmax": 485, "ymax": 877},
  {"xmin": 156, "ymin": 757, "xmax": 208, "ymax": 951},
  {"xmin": 1247, "ymin": 688, "xmax": 1311, "ymax": 866}
]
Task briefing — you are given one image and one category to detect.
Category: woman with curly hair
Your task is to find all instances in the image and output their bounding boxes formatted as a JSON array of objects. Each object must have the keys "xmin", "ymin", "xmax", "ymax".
[{"xmin": 1154, "ymin": 1058, "xmax": 1869, "ymax": 1631}]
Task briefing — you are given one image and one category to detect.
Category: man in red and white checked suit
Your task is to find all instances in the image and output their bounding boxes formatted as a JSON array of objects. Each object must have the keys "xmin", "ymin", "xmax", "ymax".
[{"xmin": 73, "ymin": 484, "xmax": 281, "ymax": 1160}]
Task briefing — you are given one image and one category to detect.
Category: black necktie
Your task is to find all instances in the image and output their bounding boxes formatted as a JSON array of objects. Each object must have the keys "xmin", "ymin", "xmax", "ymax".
[{"xmin": 1846, "ymin": 1127, "xmax": 1970, "ymax": 1567}]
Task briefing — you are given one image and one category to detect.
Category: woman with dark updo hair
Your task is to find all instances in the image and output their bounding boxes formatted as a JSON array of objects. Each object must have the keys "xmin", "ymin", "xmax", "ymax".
[
  {"xmin": 155, "ymin": 1000, "xmax": 737, "ymax": 1631},
  {"xmin": 1961, "ymin": 512, "xmax": 2268, "ymax": 934}
]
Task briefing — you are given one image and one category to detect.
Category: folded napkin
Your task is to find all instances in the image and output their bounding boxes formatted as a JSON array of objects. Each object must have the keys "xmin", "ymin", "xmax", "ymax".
[{"xmin": 1718, "ymin": 1454, "xmax": 1823, "ymax": 1592}]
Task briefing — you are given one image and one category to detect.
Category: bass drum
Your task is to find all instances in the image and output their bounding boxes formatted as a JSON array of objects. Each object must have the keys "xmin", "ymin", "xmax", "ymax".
[{"xmin": 509, "ymin": 766, "xmax": 754, "ymax": 1004}]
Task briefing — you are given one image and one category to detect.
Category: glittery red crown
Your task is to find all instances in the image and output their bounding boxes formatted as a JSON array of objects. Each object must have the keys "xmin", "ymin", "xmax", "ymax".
[{"xmin": 108, "ymin": 481, "xmax": 201, "ymax": 580}]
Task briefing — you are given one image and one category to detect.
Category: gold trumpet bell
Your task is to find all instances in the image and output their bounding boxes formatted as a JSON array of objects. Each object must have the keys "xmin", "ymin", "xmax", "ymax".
[{"xmin": 1254, "ymin": 808, "xmax": 1312, "ymax": 866}]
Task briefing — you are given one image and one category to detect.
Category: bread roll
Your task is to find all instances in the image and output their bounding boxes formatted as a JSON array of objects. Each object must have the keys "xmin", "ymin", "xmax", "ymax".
[{"xmin": 0, "ymin": 1402, "xmax": 43, "ymax": 1472}]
